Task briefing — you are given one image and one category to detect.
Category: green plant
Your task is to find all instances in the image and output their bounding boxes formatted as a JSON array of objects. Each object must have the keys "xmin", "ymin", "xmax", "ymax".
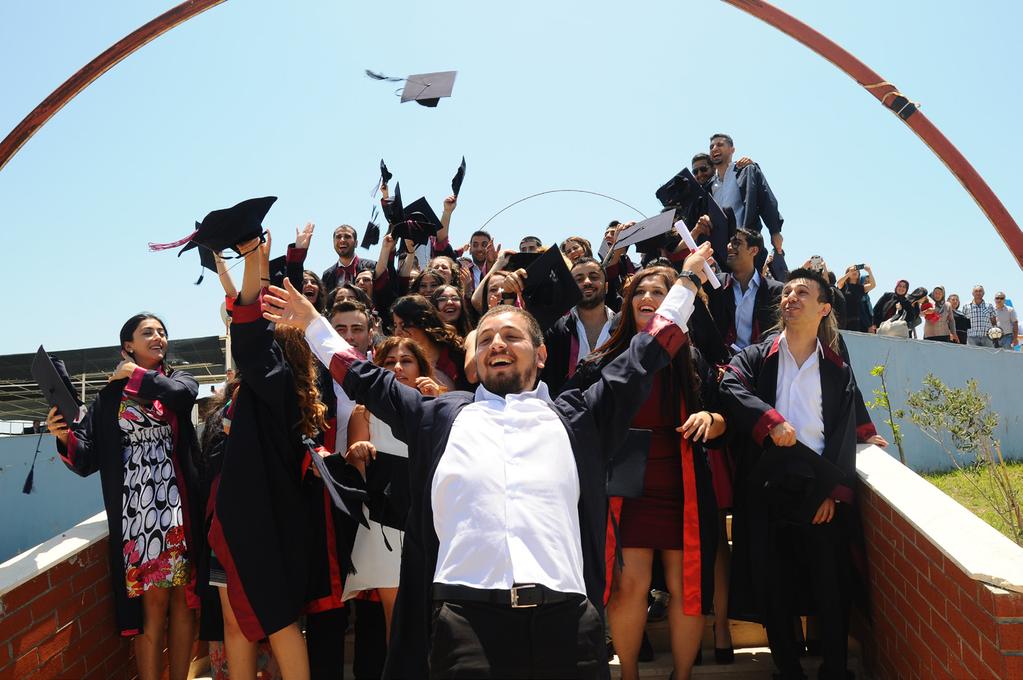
[
  {"xmin": 906, "ymin": 374, "xmax": 1023, "ymax": 546},
  {"xmin": 866, "ymin": 362, "xmax": 906, "ymax": 464}
]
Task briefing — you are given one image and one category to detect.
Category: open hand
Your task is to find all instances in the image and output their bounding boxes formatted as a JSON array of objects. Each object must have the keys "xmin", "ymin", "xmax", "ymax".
[
  {"xmin": 678, "ymin": 411, "xmax": 713, "ymax": 442},
  {"xmin": 295, "ymin": 222, "xmax": 315, "ymax": 250},
  {"xmin": 109, "ymin": 351, "xmax": 138, "ymax": 383},
  {"xmin": 262, "ymin": 278, "xmax": 321, "ymax": 330},
  {"xmin": 865, "ymin": 434, "xmax": 889, "ymax": 448}
]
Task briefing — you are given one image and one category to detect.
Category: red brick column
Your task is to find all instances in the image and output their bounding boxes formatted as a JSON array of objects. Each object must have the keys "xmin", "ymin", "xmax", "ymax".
[
  {"xmin": 858, "ymin": 481, "xmax": 1023, "ymax": 679},
  {"xmin": 0, "ymin": 537, "xmax": 136, "ymax": 680}
]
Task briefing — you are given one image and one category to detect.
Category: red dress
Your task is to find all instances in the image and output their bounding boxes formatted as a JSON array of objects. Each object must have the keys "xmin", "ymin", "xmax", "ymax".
[{"xmin": 619, "ymin": 372, "xmax": 687, "ymax": 550}]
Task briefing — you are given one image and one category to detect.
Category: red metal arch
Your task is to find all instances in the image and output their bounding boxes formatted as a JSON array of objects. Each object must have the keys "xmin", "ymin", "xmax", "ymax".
[
  {"xmin": 0, "ymin": 0, "xmax": 225, "ymax": 172},
  {"xmin": 723, "ymin": 0, "xmax": 1023, "ymax": 270}
]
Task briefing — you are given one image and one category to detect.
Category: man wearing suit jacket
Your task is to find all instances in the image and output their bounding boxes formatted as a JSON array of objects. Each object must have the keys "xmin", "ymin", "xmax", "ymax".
[{"xmin": 264, "ymin": 245, "xmax": 713, "ymax": 680}]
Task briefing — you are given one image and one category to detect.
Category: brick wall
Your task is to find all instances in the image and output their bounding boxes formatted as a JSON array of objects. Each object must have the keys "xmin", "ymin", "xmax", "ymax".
[
  {"xmin": 858, "ymin": 481, "xmax": 1023, "ymax": 679},
  {"xmin": 0, "ymin": 536, "xmax": 136, "ymax": 680}
]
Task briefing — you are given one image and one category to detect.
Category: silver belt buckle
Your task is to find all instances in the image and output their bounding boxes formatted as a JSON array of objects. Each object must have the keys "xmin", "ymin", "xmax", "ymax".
[{"xmin": 510, "ymin": 584, "xmax": 538, "ymax": 608}]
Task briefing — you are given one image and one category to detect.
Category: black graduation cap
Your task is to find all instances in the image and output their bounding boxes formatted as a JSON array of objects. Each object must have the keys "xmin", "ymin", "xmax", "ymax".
[
  {"xmin": 607, "ymin": 429, "xmax": 651, "ymax": 498},
  {"xmin": 31, "ymin": 347, "xmax": 83, "ymax": 425},
  {"xmin": 362, "ymin": 205, "xmax": 381, "ymax": 249},
  {"xmin": 656, "ymin": 167, "xmax": 703, "ymax": 209},
  {"xmin": 521, "ymin": 246, "xmax": 583, "ymax": 331},
  {"xmin": 608, "ymin": 209, "xmax": 676, "ymax": 256},
  {"xmin": 149, "ymin": 196, "xmax": 276, "ymax": 276},
  {"xmin": 750, "ymin": 442, "xmax": 847, "ymax": 526},
  {"xmin": 267, "ymin": 255, "xmax": 288, "ymax": 288},
  {"xmin": 382, "ymin": 182, "xmax": 403, "ymax": 226},
  {"xmin": 380, "ymin": 159, "xmax": 393, "ymax": 185},
  {"xmin": 364, "ymin": 451, "xmax": 411, "ymax": 531},
  {"xmin": 394, "ymin": 196, "xmax": 442, "ymax": 245},
  {"xmin": 503, "ymin": 251, "xmax": 542, "ymax": 272},
  {"xmin": 451, "ymin": 156, "xmax": 466, "ymax": 196}
]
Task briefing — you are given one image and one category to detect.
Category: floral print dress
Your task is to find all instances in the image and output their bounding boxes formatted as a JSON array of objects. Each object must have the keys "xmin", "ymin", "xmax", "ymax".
[{"xmin": 119, "ymin": 397, "xmax": 190, "ymax": 597}]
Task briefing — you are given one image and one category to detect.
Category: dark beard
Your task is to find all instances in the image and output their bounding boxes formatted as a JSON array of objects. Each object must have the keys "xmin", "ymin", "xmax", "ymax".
[
  {"xmin": 577, "ymin": 291, "xmax": 605, "ymax": 310},
  {"xmin": 481, "ymin": 370, "xmax": 532, "ymax": 397}
]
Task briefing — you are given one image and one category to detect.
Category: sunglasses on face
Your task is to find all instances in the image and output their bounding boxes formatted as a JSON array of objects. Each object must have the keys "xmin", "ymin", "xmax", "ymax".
[{"xmin": 693, "ymin": 166, "xmax": 712, "ymax": 174}]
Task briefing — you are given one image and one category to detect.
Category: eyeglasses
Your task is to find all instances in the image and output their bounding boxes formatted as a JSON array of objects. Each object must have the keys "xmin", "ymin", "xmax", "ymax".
[
  {"xmin": 692, "ymin": 166, "xmax": 712, "ymax": 174},
  {"xmin": 435, "ymin": 295, "xmax": 461, "ymax": 303}
]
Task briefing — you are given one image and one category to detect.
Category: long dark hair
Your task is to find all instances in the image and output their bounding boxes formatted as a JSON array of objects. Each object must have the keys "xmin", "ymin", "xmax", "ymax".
[
  {"xmin": 390, "ymin": 295, "xmax": 464, "ymax": 356},
  {"xmin": 431, "ymin": 284, "xmax": 473, "ymax": 337},
  {"xmin": 588, "ymin": 267, "xmax": 702, "ymax": 414},
  {"xmin": 303, "ymin": 270, "xmax": 327, "ymax": 313},
  {"xmin": 119, "ymin": 313, "xmax": 171, "ymax": 374}
]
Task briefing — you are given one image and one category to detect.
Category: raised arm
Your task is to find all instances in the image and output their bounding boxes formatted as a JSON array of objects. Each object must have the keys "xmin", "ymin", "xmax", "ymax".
[
  {"xmin": 214, "ymin": 251, "xmax": 238, "ymax": 299},
  {"xmin": 438, "ymin": 194, "xmax": 455, "ymax": 245},
  {"xmin": 123, "ymin": 367, "xmax": 198, "ymax": 412},
  {"xmin": 263, "ymin": 278, "xmax": 427, "ymax": 442},
  {"xmin": 862, "ymin": 266, "xmax": 876, "ymax": 293}
]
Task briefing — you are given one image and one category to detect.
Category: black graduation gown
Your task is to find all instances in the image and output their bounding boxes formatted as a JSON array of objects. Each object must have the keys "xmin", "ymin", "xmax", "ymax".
[
  {"xmin": 540, "ymin": 311, "xmax": 621, "ymax": 396},
  {"xmin": 207, "ymin": 303, "xmax": 356, "ymax": 642},
  {"xmin": 322, "ymin": 311, "xmax": 691, "ymax": 679},
  {"xmin": 57, "ymin": 368, "xmax": 200, "ymax": 637},
  {"xmin": 719, "ymin": 334, "xmax": 862, "ymax": 624}
]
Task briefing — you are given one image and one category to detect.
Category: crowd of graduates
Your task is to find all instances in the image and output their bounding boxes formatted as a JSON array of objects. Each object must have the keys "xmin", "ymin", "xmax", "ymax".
[{"xmin": 54, "ymin": 132, "xmax": 1007, "ymax": 680}]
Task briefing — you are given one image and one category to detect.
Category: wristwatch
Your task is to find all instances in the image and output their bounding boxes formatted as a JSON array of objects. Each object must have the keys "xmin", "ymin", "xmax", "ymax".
[{"xmin": 679, "ymin": 270, "xmax": 702, "ymax": 289}]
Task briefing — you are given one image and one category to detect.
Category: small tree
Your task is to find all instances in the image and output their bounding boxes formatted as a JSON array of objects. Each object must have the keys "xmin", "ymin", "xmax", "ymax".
[
  {"xmin": 906, "ymin": 374, "xmax": 1023, "ymax": 546},
  {"xmin": 866, "ymin": 362, "xmax": 906, "ymax": 465}
]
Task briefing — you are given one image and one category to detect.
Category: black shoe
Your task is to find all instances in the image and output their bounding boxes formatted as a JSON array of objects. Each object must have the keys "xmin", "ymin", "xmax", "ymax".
[
  {"xmin": 606, "ymin": 639, "xmax": 615, "ymax": 662},
  {"xmin": 714, "ymin": 646, "xmax": 735, "ymax": 664},
  {"xmin": 638, "ymin": 632, "xmax": 654, "ymax": 662},
  {"xmin": 647, "ymin": 591, "xmax": 670, "ymax": 622}
]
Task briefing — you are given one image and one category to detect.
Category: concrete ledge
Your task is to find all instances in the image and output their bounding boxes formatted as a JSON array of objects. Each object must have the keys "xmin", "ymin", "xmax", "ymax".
[
  {"xmin": 0, "ymin": 510, "xmax": 107, "ymax": 599},
  {"xmin": 856, "ymin": 445, "xmax": 1023, "ymax": 594}
]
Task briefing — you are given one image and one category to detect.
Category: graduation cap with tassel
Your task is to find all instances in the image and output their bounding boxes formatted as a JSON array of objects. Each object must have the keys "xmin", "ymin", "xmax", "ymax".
[
  {"xmin": 365, "ymin": 69, "xmax": 457, "ymax": 107},
  {"xmin": 26, "ymin": 349, "xmax": 84, "ymax": 494},
  {"xmin": 148, "ymin": 197, "xmax": 277, "ymax": 285},
  {"xmin": 361, "ymin": 205, "xmax": 382, "ymax": 250}
]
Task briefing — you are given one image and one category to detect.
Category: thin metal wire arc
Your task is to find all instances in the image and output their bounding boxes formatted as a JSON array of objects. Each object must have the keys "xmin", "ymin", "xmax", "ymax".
[{"xmin": 478, "ymin": 189, "xmax": 649, "ymax": 231}]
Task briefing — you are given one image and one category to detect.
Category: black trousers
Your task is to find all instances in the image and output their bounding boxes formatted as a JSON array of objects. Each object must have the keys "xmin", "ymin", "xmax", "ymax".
[
  {"xmin": 764, "ymin": 519, "xmax": 850, "ymax": 680},
  {"xmin": 306, "ymin": 608, "xmax": 348, "ymax": 680},
  {"xmin": 353, "ymin": 599, "xmax": 387, "ymax": 680},
  {"xmin": 428, "ymin": 596, "xmax": 605, "ymax": 679}
]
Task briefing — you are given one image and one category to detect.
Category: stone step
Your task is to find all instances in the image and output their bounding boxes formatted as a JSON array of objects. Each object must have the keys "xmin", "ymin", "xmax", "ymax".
[
  {"xmin": 610, "ymin": 647, "xmax": 864, "ymax": 680},
  {"xmin": 644, "ymin": 618, "xmax": 769, "ymax": 653}
]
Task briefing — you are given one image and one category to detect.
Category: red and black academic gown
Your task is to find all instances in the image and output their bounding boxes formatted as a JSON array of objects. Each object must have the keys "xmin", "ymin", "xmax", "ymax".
[
  {"xmin": 309, "ymin": 293, "xmax": 693, "ymax": 680},
  {"xmin": 57, "ymin": 368, "xmax": 200, "ymax": 637},
  {"xmin": 207, "ymin": 300, "xmax": 351, "ymax": 642},
  {"xmin": 565, "ymin": 348, "xmax": 721, "ymax": 616},
  {"xmin": 719, "ymin": 334, "xmax": 863, "ymax": 624}
]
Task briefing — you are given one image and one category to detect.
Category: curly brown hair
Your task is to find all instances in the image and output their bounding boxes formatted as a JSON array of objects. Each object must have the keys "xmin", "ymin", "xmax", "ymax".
[
  {"xmin": 390, "ymin": 295, "xmax": 465, "ymax": 355},
  {"xmin": 274, "ymin": 324, "xmax": 328, "ymax": 438}
]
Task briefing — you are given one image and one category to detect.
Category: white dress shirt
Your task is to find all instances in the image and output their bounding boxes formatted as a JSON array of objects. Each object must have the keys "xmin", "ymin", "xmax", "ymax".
[
  {"xmin": 571, "ymin": 305, "xmax": 614, "ymax": 365},
  {"xmin": 432, "ymin": 382, "xmax": 586, "ymax": 594},
  {"xmin": 775, "ymin": 333, "xmax": 825, "ymax": 455},
  {"xmin": 731, "ymin": 271, "xmax": 762, "ymax": 351}
]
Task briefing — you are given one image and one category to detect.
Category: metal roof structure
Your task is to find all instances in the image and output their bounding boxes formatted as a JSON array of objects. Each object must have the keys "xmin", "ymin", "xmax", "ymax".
[{"xmin": 0, "ymin": 336, "xmax": 227, "ymax": 423}]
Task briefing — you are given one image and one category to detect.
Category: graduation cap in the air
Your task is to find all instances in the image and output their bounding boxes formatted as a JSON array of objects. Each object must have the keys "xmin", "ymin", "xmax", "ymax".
[
  {"xmin": 451, "ymin": 157, "xmax": 466, "ymax": 196},
  {"xmin": 149, "ymin": 196, "xmax": 277, "ymax": 282},
  {"xmin": 362, "ymin": 205, "xmax": 381, "ymax": 249},
  {"xmin": 750, "ymin": 442, "xmax": 848, "ymax": 526},
  {"xmin": 382, "ymin": 183, "xmax": 404, "ymax": 226},
  {"xmin": 606, "ymin": 209, "xmax": 676, "ymax": 257},
  {"xmin": 393, "ymin": 196, "xmax": 442, "ymax": 246},
  {"xmin": 380, "ymin": 159, "xmax": 393, "ymax": 185},
  {"xmin": 31, "ymin": 347, "xmax": 83, "ymax": 426},
  {"xmin": 364, "ymin": 451, "xmax": 411, "ymax": 531},
  {"xmin": 365, "ymin": 69, "xmax": 457, "ymax": 107},
  {"xmin": 521, "ymin": 246, "xmax": 583, "ymax": 331},
  {"xmin": 607, "ymin": 429, "xmax": 651, "ymax": 498}
]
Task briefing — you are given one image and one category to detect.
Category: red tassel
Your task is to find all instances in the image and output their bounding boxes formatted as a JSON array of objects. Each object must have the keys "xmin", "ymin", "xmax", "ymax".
[{"xmin": 148, "ymin": 229, "xmax": 198, "ymax": 251}]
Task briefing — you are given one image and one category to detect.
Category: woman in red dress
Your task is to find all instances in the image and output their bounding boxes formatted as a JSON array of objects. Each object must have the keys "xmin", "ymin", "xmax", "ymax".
[{"xmin": 572, "ymin": 265, "xmax": 727, "ymax": 680}]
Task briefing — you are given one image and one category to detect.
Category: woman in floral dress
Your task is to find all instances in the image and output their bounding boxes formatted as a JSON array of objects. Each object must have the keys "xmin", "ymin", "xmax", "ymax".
[{"xmin": 48, "ymin": 313, "xmax": 200, "ymax": 680}]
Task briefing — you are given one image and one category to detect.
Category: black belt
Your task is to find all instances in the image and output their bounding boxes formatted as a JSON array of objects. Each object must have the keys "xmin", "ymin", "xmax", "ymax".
[{"xmin": 432, "ymin": 583, "xmax": 580, "ymax": 609}]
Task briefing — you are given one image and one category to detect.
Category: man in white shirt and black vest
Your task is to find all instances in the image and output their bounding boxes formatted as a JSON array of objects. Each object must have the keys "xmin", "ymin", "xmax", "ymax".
[
  {"xmin": 262, "ymin": 245, "xmax": 713, "ymax": 679},
  {"xmin": 720, "ymin": 267, "xmax": 861, "ymax": 680}
]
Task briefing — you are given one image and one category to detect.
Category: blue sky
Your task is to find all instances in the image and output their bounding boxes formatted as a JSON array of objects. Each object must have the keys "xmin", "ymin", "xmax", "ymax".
[{"xmin": 1, "ymin": 0, "xmax": 1021, "ymax": 354}]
